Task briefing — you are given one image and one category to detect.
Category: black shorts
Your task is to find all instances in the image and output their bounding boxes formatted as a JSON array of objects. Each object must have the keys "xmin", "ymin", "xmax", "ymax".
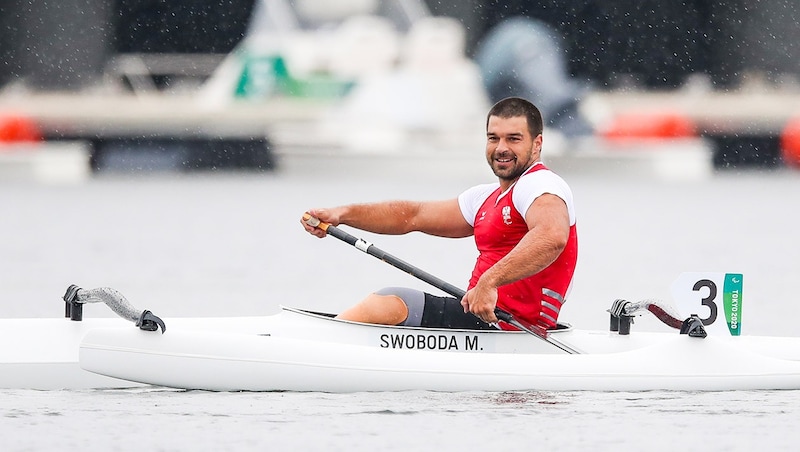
[{"xmin": 420, "ymin": 293, "xmax": 498, "ymax": 330}]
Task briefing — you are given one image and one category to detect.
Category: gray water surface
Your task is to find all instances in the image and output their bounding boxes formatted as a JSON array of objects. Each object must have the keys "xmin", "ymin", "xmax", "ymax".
[{"xmin": 2, "ymin": 155, "xmax": 799, "ymax": 451}]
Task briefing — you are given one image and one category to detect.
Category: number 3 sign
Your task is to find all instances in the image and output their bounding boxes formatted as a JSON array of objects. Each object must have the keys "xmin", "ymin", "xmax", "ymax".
[{"xmin": 671, "ymin": 272, "xmax": 743, "ymax": 336}]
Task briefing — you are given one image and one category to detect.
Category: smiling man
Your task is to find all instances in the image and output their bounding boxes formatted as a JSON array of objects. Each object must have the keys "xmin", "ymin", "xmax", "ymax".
[{"xmin": 303, "ymin": 97, "xmax": 578, "ymax": 331}]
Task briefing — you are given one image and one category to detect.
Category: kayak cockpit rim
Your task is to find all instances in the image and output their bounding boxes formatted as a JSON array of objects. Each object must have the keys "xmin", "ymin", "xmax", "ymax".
[{"xmin": 277, "ymin": 305, "xmax": 574, "ymax": 334}]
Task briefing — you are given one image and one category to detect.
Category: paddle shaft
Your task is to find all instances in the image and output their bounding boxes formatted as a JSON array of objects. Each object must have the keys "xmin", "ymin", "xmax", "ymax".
[{"xmin": 304, "ymin": 215, "xmax": 581, "ymax": 354}]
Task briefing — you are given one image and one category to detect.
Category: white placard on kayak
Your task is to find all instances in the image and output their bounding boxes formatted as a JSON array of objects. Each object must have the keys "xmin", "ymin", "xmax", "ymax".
[{"xmin": 671, "ymin": 272, "xmax": 743, "ymax": 336}]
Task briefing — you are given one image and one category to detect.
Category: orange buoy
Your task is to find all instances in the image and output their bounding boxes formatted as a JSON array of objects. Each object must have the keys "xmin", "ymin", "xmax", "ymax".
[
  {"xmin": 781, "ymin": 117, "xmax": 800, "ymax": 169},
  {"xmin": 0, "ymin": 114, "xmax": 42, "ymax": 144},
  {"xmin": 602, "ymin": 112, "xmax": 696, "ymax": 140}
]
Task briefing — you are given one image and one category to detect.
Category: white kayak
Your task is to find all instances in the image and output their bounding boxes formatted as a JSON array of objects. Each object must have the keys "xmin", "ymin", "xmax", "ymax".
[
  {"xmin": 3, "ymin": 271, "xmax": 796, "ymax": 392},
  {"xmin": 0, "ymin": 317, "xmax": 134, "ymax": 390},
  {"xmin": 0, "ymin": 315, "xmax": 273, "ymax": 390},
  {"xmin": 77, "ymin": 306, "xmax": 800, "ymax": 392}
]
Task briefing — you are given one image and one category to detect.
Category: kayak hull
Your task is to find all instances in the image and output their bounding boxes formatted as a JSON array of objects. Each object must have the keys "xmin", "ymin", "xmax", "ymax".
[
  {"xmin": 6, "ymin": 307, "xmax": 800, "ymax": 392},
  {"xmin": 80, "ymin": 328, "xmax": 800, "ymax": 392},
  {"xmin": 0, "ymin": 316, "xmax": 273, "ymax": 390},
  {"xmin": 78, "ymin": 307, "xmax": 800, "ymax": 392},
  {"xmin": 0, "ymin": 318, "xmax": 139, "ymax": 389}
]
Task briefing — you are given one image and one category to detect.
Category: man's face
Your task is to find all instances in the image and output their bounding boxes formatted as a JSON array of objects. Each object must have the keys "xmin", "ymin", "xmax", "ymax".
[{"xmin": 485, "ymin": 115, "xmax": 542, "ymax": 182}]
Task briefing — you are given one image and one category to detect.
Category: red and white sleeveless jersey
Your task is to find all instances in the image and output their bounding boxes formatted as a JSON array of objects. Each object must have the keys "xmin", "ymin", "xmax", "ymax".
[{"xmin": 458, "ymin": 162, "xmax": 578, "ymax": 329}]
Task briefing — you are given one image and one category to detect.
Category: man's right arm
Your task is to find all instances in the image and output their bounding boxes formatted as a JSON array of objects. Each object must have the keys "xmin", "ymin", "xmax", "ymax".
[{"xmin": 303, "ymin": 199, "xmax": 473, "ymax": 239}]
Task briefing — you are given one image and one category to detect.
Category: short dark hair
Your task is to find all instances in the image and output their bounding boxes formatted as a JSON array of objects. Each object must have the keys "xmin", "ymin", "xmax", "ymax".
[{"xmin": 486, "ymin": 97, "xmax": 543, "ymax": 138}]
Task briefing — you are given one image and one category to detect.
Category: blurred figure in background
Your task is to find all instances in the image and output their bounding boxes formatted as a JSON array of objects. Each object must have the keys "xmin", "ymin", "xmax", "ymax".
[{"xmin": 474, "ymin": 17, "xmax": 594, "ymax": 138}]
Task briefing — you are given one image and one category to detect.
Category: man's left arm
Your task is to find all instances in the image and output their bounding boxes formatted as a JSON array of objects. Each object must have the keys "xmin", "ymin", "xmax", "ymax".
[{"xmin": 462, "ymin": 193, "xmax": 571, "ymax": 323}]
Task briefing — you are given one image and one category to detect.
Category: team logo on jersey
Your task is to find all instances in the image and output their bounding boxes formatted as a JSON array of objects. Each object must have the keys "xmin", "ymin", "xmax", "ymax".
[
  {"xmin": 502, "ymin": 206, "xmax": 512, "ymax": 225},
  {"xmin": 478, "ymin": 211, "xmax": 486, "ymax": 222}
]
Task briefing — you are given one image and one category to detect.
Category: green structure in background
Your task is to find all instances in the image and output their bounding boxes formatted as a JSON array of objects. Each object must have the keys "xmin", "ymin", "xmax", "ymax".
[{"xmin": 234, "ymin": 53, "xmax": 354, "ymax": 100}]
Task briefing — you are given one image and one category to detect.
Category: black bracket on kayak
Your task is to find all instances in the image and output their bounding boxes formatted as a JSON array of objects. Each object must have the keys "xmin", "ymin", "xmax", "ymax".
[
  {"xmin": 608, "ymin": 298, "xmax": 707, "ymax": 338},
  {"xmin": 608, "ymin": 299, "xmax": 634, "ymax": 335},
  {"xmin": 136, "ymin": 310, "xmax": 167, "ymax": 334},
  {"xmin": 61, "ymin": 284, "xmax": 166, "ymax": 333},
  {"xmin": 679, "ymin": 314, "xmax": 707, "ymax": 338},
  {"xmin": 63, "ymin": 284, "xmax": 83, "ymax": 321}
]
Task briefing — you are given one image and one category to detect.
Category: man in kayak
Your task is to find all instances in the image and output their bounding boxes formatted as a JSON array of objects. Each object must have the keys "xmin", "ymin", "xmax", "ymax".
[{"xmin": 303, "ymin": 97, "xmax": 577, "ymax": 331}]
